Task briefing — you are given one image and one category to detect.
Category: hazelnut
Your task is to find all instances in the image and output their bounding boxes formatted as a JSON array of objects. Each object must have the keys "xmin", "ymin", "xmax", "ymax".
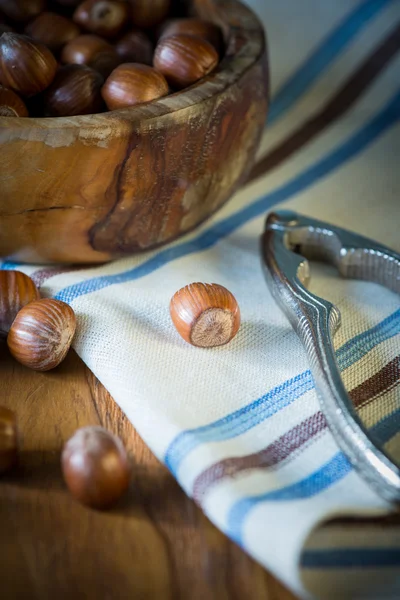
[
  {"xmin": 115, "ymin": 30, "xmax": 153, "ymax": 65},
  {"xmin": 73, "ymin": 0, "xmax": 129, "ymax": 39},
  {"xmin": 0, "ymin": 85, "xmax": 29, "ymax": 117},
  {"xmin": 0, "ymin": 270, "xmax": 40, "ymax": 336},
  {"xmin": 0, "ymin": 0, "xmax": 45, "ymax": 23},
  {"xmin": 7, "ymin": 298, "xmax": 77, "ymax": 371},
  {"xmin": 170, "ymin": 283, "xmax": 241, "ymax": 348},
  {"xmin": 0, "ymin": 406, "xmax": 18, "ymax": 474},
  {"xmin": 153, "ymin": 34, "xmax": 218, "ymax": 90},
  {"xmin": 160, "ymin": 18, "xmax": 223, "ymax": 53},
  {"xmin": 129, "ymin": 0, "xmax": 171, "ymax": 29},
  {"xmin": 0, "ymin": 33, "xmax": 57, "ymax": 97},
  {"xmin": 25, "ymin": 12, "xmax": 81, "ymax": 54},
  {"xmin": 102, "ymin": 63, "xmax": 168, "ymax": 110},
  {"xmin": 43, "ymin": 64, "xmax": 104, "ymax": 116},
  {"xmin": 61, "ymin": 426, "xmax": 130, "ymax": 509},
  {"xmin": 61, "ymin": 33, "xmax": 119, "ymax": 78}
]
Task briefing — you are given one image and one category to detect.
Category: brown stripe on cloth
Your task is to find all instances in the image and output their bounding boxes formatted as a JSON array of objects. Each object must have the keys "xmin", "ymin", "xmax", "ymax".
[
  {"xmin": 351, "ymin": 355, "xmax": 400, "ymax": 410},
  {"xmin": 30, "ymin": 266, "xmax": 89, "ymax": 289},
  {"xmin": 193, "ymin": 356, "xmax": 400, "ymax": 504},
  {"xmin": 246, "ymin": 22, "xmax": 400, "ymax": 185}
]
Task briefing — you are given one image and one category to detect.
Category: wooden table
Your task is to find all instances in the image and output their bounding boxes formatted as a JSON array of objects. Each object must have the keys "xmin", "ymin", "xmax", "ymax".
[{"xmin": 0, "ymin": 344, "xmax": 296, "ymax": 600}]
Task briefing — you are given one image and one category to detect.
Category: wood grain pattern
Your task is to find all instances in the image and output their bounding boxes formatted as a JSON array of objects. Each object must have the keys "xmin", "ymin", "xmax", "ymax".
[
  {"xmin": 0, "ymin": 344, "xmax": 296, "ymax": 600},
  {"xmin": 0, "ymin": 0, "xmax": 268, "ymax": 264}
]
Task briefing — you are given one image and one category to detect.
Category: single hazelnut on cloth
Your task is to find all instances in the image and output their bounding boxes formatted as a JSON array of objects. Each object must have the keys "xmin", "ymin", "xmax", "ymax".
[{"xmin": 170, "ymin": 282, "xmax": 241, "ymax": 348}]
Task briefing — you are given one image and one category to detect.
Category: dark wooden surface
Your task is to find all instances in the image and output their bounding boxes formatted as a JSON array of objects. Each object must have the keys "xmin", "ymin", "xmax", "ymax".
[{"xmin": 0, "ymin": 344, "xmax": 296, "ymax": 600}]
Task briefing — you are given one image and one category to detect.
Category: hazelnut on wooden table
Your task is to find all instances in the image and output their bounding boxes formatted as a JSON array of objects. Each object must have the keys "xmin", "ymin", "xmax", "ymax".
[
  {"xmin": 170, "ymin": 283, "xmax": 241, "ymax": 348},
  {"xmin": 61, "ymin": 426, "xmax": 130, "ymax": 509}
]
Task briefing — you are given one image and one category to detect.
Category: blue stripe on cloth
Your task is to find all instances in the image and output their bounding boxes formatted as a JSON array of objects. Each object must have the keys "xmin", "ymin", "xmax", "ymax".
[
  {"xmin": 371, "ymin": 408, "xmax": 400, "ymax": 446},
  {"xmin": 164, "ymin": 308, "xmax": 400, "ymax": 475},
  {"xmin": 55, "ymin": 89, "xmax": 400, "ymax": 306},
  {"xmin": 337, "ymin": 308, "xmax": 400, "ymax": 370},
  {"xmin": 227, "ymin": 409, "xmax": 400, "ymax": 544},
  {"xmin": 0, "ymin": 262, "xmax": 21, "ymax": 270},
  {"xmin": 268, "ymin": 0, "xmax": 394, "ymax": 124},
  {"xmin": 301, "ymin": 548, "xmax": 400, "ymax": 569}
]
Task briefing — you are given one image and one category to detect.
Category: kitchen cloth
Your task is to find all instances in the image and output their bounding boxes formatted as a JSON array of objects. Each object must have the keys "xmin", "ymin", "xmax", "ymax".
[{"xmin": 2, "ymin": 0, "xmax": 400, "ymax": 598}]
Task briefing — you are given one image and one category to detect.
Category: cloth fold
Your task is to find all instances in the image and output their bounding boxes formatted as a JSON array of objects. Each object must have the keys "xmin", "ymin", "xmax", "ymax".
[{"xmin": 2, "ymin": 1, "xmax": 400, "ymax": 598}]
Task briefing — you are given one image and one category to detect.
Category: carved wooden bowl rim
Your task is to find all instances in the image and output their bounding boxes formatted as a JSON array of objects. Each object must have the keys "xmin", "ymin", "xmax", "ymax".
[{"xmin": 0, "ymin": 0, "xmax": 265, "ymax": 131}]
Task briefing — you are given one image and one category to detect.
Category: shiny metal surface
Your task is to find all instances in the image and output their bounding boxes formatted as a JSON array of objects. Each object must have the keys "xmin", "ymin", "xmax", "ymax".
[{"xmin": 261, "ymin": 210, "xmax": 400, "ymax": 503}]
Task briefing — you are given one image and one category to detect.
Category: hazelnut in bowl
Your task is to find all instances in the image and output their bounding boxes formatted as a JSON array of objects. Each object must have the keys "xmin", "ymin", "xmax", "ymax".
[{"xmin": 0, "ymin": 0, "xmax": 268, "ymax": 264}]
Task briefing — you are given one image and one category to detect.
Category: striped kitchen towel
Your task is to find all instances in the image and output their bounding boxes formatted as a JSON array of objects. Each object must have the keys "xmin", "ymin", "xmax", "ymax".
[{"xmin": 2, "ymin": 0, "xmax": 400, "ymax": 598}]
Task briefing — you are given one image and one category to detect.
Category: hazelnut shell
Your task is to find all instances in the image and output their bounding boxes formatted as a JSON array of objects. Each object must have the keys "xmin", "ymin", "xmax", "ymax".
[
  {"xmin": 129, "ymin": 0, "xmax": 171, "ymax": 29},
  {"xmin": 43, "ymin": 64, "xmax": 104, "ymax": 116},
  {"xmin": 102, "ymin": 62, "xmax": 168, "ymax": 110},
  {"xmin": 61, "ymin": 33, "xmax": 119, "ymax": 78},
  {"xmin": 0, "ymin": 270, "xmax": 40, "ymax": 336},
  {"xmin": 153, "ymin": 33, "xmax": 219, "ymax": 90},
  {"xmin": 115, "ymin": 30, "xmax": 153, "ymax": 65},
  {"xmin": 73, "ymin": 0, "xmax": 130, "ymax": 39},
  {"xmin": 0, "ymin": 0, "xmax": 45, "ymax": 23},
  {"xmin": 7, "ymin": 298, "xmax": 77, "ymax": 371},
  {"xmin": 25, "ymin": 12, "xmax": 81, "ymax": 54},
  {"xmin": 160, "ymin": 18, "xmax": 223, "ymax": 53},
  {"xmin": 0, "ymin": 33, "xmax": 57, "ymax": 97},
  {"xmin": 170, "ymin": 283, "xmax": 241, "ymax": 347},
  {"xmin": 0, "ymin": 85, "xmax": 28, "ymax": 116},
  {"xmin": 61, "ymin": 426, "xmax": 130, "ymax": 509}
]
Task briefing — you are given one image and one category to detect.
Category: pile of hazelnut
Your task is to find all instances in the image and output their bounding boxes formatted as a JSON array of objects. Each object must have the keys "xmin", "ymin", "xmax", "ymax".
[
  {"xmin": 0, "ymin": 0, "xmax": 223, "ymax": 118},
  {"xmin": 0, "ymin": 269, "xmax": 239, "ymax": 508},
  {"xmin": 0, "ymin": 269, "xmax": 131, "ymax": 509}
]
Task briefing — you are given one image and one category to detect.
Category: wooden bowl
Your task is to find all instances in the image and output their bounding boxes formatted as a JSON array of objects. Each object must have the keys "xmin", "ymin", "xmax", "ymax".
[{"xmin": 0, "ymin": 0, "xmax": 268, "ymax": 264}]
